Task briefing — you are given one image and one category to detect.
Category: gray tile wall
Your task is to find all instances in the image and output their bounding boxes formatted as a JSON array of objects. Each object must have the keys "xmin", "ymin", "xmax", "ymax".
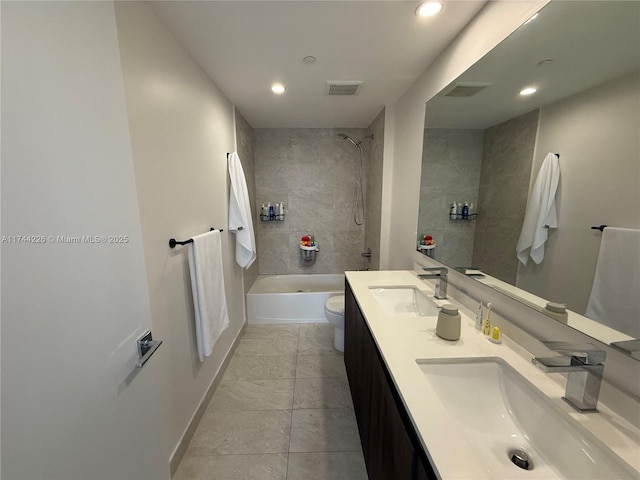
[
  {"xmin": 472, "ymin": 109, "xmax": 539, "ymax": 283},
  {"xmin": 254, "ymin": 128, "xmax": 368, "ymax": 274},
  {"xmin": 418, "ymin": 129, "xmax": 484, "ymax": 267},
  {"xmin": 363, "ymin": 109, "xmax": 385, "ymax": 271},
  {"xmin": 235, "ymin": 108, "xmax": 258, "ymax": 293}
]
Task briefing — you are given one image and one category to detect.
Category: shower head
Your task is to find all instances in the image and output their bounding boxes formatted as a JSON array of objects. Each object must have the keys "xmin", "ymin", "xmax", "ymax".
[
  {"xmin": 337, "ymin": 133, "xmax": 374, "ymax": 148},
  {"xmin": 338, "ymin": 133, "xmax": 359, "ymax": 147}
]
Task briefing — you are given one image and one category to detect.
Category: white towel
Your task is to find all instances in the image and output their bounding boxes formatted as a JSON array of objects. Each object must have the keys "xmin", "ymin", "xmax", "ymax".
[
  {"xmin": 585, "ymin": 227, "xmax": 640, "ymax": 338},
  {"xmin": 516, "ymin": 153, "xmax": 560, "ymax": 265},
  {"xmin": 188, "ymin": 230, "xmax": 229, "ymax": 362},
  {"xmin": 228, "ymin": 152, "xmax": 256, "ymax": 269}
]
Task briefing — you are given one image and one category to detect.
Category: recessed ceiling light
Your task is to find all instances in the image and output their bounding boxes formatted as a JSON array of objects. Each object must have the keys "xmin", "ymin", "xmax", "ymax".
[
  {"xmin": 520, "ymin": 87, "xmax": 537, "ymax": 96},
  {"xmin": 416, "ymin": 0, "xmax": 443, "ymax": 17},
  {"xmin": 302, "ymin": 56, "xmax": 316, "ymax": 64},
  {"xmin": 271, "ymin": 83, "xmax": 286, "ymax": 95}
]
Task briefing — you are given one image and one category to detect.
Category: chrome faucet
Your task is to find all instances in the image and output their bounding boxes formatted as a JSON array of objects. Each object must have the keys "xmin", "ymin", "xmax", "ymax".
[
  {"xmin": 417, "ymin": 267, "xmax": 448, "ymax": 299},
  {"xmin": 532, "ymin": 341, "xmax": 606, "ymax": 413}
]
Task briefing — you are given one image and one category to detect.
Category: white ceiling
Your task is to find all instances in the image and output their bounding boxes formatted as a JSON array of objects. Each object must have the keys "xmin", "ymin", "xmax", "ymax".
[{"xmin": 148, "ymin": 1, "xmax": 487, "ymax": 128}]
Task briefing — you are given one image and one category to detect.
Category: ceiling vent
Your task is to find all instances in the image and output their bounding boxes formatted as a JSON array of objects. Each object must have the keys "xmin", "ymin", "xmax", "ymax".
[
  {"xmin": 326, "ymin": 81, "xmax": 363, "ymax": 96},
  {"xmin": 443, "ymin": 82, "xmax": 492, "ymax": 98}
]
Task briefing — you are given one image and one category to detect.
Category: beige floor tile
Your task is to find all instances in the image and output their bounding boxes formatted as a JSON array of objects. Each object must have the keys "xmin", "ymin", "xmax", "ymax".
[
  {"xmin": 293, "ymin": 377, "xmax": 352, "ymax": 409},
  {"xmin": 289, "ymin": 408, "xmax": 361, "ymax": 452},
  {"xmin": 243, "ymin": 324, "xmax": 300, "ymax": 338},
  {"xmin": 207, "ymin": 379, "xmax": 294, "ymax": 411},
  {"xmin": 173, "ymin": 454, "xmax": 287, "ymax": 480},
  {"xmin": 299, "ymin": 323, "xmax": 333, "ymax": 338},
  {"xmin": 296, "ymin": 354, "xmax": 347, "ymax": 379},
  {"xmin": 235, "ymin": 336, "xmax": 299, "ymax": 357},
  {"xmin": 224, "ymin": 355, "xmax": 297, "ymax": 380},
  {"xmin": 297, "ymin": 335, "xmax": 336, "ymax": 355},
  {"xmin": 186, "ymin": 410, "xmax": 292, "ymax": 456},
  {"xmin": 286, "ymin": 451, "xmax": 367, "ymax": 480}
]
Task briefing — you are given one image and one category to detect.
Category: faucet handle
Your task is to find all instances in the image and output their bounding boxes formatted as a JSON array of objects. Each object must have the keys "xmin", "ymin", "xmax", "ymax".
[
  {"xmin": 542, "ymin": 341, "xmax": 606, "ymax": 365},
  {"xmin": 422, "ymin": 267, "xmax": 447, "ymax": 274}
]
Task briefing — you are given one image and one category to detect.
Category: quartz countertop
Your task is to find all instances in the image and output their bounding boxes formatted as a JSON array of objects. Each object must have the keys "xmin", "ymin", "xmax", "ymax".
[{"xmin": 345, "ymin": 270, "xmax": 640, "ymax": 479}]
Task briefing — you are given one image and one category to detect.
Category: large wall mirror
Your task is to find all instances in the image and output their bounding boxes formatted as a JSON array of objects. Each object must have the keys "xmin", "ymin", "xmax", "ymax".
[{"xmin": 416, "ymin": 1, "xmax": 640, "ymax": 358}]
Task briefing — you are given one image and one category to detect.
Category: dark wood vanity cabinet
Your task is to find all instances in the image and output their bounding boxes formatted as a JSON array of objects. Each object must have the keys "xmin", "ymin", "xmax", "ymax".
[{"xmin": 344, "ymin": 282, "xmax": 437, "ymax": 480}]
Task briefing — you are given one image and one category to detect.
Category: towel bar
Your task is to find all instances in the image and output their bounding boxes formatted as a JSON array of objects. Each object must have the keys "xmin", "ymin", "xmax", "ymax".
[
  {"xmin": 591, "ymin": 225, "xmax": 607, "ymax": 232},
  {"xmin": 169, "ymin": 228, "xmax": 223, "ymax": 248}
]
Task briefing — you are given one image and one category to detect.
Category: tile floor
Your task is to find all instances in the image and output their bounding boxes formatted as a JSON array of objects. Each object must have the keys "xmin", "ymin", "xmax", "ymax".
[{"xmin": 173, "ymin": 323, "xmax": 368, "ymax": 480}]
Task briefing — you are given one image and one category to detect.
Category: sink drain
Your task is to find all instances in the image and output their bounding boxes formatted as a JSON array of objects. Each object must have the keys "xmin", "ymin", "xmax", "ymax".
[{"xmin": 508, "ymin": 449, "xmax": 533, "ymax": 470}]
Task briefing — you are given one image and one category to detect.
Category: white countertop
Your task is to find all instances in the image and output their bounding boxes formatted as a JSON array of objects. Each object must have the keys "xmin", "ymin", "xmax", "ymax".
[{"xmin": 345, "ymin": 270, "xmax": 640, "ymax": 479}]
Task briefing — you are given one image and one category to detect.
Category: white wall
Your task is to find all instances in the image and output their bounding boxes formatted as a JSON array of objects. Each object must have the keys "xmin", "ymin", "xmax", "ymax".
[
  {"xmin": 381, "ymin": 1, "xmax": 548, "ymax": 270},
  {"xmin": 1, "ymin": 3, "xmax": 167, "ymax": 478},
  {"xmin": 518, "ymin": 71, "xmax": 640, "ymax": 313},
  {"xmin": 113, "ymin": 2, "xmax": 245, "ymax": 467}
]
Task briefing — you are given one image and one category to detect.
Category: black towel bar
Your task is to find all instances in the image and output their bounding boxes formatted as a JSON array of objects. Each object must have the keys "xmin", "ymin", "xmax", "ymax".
[
  {"xmin": 591, "ymin": 225, "xmax": 607, "ymax": 232},
  {"xmin": 169, "ymin": 228, "xmax": 223, "ymax": 248}
]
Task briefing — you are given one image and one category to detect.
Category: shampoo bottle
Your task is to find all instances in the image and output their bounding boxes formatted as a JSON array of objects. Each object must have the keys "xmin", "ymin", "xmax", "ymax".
[
  {"xmin": 462, "ymin": 202, "xmax": 469, "ymax": 219},
  {"xmin": 450, "ymin": 202, "xmax": 457, "ymax": 220}
]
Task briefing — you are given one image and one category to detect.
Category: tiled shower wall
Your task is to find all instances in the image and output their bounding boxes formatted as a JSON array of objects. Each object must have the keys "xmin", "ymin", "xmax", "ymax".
[
  {"xmin": 472, "ymin": 109, "xmax": 539, "ymax": 283},
  {"xmin": 418, "ymin": 128, "xmax": 483, "ymax": 267},
  {"xmin": 363, "ymin": 109, "xmax": 385, "ymax": 271},
  {"xmin": 254, "ymin": 128, "xmax": 369, "ymax": 274},
  {"xmin": 234, "ymin": 109, "xmax": 258, "ymax": 293}
]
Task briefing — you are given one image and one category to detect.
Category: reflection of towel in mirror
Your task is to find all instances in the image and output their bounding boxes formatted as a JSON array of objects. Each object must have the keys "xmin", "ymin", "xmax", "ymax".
[
  {"xmin": 188, "ymin": 230, "xmax": 229, "ymax": 362},
  {"xmin": 516, "ymin": 153, "xmax": 560, "ymax": 265},
  {"xmin": 228, "ymin": 152, "xmax": 256, "ymax": 268},
  {"xmin": 585, "ymin": 227, "xmax": 640, "ymax": 338}
]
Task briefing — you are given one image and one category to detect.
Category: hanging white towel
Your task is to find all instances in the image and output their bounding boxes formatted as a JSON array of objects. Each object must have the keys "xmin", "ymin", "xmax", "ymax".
[
  {"xmin": 188, "ymin": 230, "xmax": 229, "ymax": 362},
  {"xmin": 516, "ymin": 153, "xmax": 560, "ymax": 265},
  {"xmin": 228, "ymin": 152, "xmax": 256, "ymax": 269},
  {"xmin": 585, "ymin": 227, "xmax": 640, "ymax": 338}
]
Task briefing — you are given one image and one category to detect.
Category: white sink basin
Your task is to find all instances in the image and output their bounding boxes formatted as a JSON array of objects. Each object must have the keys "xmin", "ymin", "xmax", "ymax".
[
  {"xmin": 369, "ymin": 286, "xmax": 440, "ymax": 316},
  {"xmin": 417, "ymin": 357, "xmax": 637, "ymax": 479}
]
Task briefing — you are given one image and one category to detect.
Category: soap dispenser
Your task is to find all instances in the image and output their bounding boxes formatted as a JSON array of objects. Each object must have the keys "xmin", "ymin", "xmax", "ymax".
[{"xmin": 436, "ymin": 304, "xmax": 461, "ymax": 341}]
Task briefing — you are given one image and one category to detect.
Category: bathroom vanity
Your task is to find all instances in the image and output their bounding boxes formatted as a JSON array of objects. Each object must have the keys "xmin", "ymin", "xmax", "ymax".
[{"xmin": 344, "ymin": 270, "xmax": 640, "ymax": 479}]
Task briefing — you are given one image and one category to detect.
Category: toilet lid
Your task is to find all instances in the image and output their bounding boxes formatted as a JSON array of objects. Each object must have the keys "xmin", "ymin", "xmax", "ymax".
[{"xmin": 325, "ymin": 295, "xmax": 345, "ymax": 315}]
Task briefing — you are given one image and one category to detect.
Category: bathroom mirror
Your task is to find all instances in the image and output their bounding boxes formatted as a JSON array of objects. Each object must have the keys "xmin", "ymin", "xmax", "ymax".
[{"xmin": 416, "ymin": 1, "xmax": 640, "ymax": 356}]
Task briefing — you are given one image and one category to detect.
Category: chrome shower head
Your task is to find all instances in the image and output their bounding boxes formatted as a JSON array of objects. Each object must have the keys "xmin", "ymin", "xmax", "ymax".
[
  {"xmin": 338, "ymin": 133, "xmax": 359, "ymax": 147},
  {"xmin": 338, "ymin": 133, "xmax": 374, "ymax": 148}
]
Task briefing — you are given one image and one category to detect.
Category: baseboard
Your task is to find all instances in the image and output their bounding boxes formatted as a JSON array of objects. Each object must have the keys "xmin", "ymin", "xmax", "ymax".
[{"xmin": 169, "ymin": 321, "xmax": 247, "ymax": 476}]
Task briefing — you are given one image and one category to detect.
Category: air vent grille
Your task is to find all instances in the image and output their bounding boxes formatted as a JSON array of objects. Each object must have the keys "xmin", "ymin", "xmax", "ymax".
[
  {"xmin": 326, "ymin": 81, "xmax": 363, "ymax": 96},
  {"xmin": 444, "ymin": 82, "xmax": 492, "ymax": 98}
]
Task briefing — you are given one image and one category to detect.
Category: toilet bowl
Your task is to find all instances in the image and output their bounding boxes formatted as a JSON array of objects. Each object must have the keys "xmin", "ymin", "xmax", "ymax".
[{"xmin": 324, "ymin": 294, "xmax": 345, "ymax": 352}]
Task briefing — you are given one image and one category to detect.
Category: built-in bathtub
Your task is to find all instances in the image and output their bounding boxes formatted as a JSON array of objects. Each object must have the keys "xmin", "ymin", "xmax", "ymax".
[{"xmin": 247, "ymin": 274, "xmax": 345, "ymax": 324}]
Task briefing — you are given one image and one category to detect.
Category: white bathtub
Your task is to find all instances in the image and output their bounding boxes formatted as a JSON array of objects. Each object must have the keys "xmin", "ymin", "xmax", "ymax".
[{"xmin": 247, "ymin": 274, "xmax": 345, "ymax": 324}]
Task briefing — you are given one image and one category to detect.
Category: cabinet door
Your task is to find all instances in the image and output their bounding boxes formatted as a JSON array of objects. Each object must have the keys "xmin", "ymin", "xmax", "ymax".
[
  {"xmin": 369, "ymin": 348, "xmax": 414, "ymax": 480},
  {"xmin": 415, "ymin": 454, "xmax": 437, "ymax": 480},
  {"xmin": 344, "ymin": 285, "xmax": 373, "ymax": 461}
]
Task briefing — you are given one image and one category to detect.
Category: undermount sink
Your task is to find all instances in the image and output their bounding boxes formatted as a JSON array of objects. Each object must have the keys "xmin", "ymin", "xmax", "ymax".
[
  {"xmin": 417, "ymin": 357, "xmax": 637, "ymax": 479},
  {"xmin": 369, "ymin": 286, "xmax": 440, "ymax": 317}
]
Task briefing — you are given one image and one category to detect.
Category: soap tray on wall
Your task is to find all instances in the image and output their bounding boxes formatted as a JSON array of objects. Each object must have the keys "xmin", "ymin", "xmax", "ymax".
[{"xmin": 300, "ymin": 243, "xmax": 319, "ymax": 266}]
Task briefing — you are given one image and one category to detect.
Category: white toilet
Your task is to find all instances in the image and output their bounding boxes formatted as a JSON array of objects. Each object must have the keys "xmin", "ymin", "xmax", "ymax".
[{"xmin": 324, "ymin": 295, "xmax": 345, "ymax": 352}]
